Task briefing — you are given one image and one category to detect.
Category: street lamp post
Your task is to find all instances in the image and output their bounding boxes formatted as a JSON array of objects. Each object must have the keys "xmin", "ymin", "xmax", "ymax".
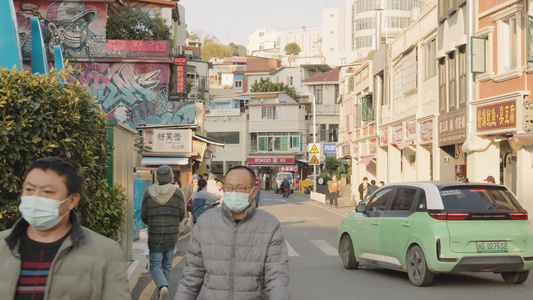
[{"xmin": 308, "ymin": 93, "xmax": 317, "ymax": 192}]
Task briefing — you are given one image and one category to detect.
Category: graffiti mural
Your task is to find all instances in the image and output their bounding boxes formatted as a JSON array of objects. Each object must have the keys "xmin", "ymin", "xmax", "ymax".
[
  {"xmin": 15, "ymin": 0, "xmax": 106, "ymax": 60},
  {"xmin": 67, "ymin": 62, "xmax": 195, "ymax": 128}
]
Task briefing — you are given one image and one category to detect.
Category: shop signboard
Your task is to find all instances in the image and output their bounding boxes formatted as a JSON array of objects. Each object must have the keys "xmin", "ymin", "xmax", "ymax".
[
  {"xmin": 380, "ymin": 127, "xmax": 389, "ymax": 145},
  {"xmin": 391, "ymin": 124, "xmax": 403, "ymax": 143},
  {"xmin": 476, "ymin": 100, "xmax": 516, "ymax": 131},
  {"xmin": 323, "ymin": 143, "xmax": 337, "ymax": 156},
  {"xmin": 369, "ymin": 139, "xmax": 377, "ymax": 154},
  {"xmin": 143, "ymin": 129, "xmax": 192, "ymax": 153},
  {"xmin": 406, "ymin": 119, "xmax": 416, "ymax": 141},
  {"xmin": 419, "ymin": 120, "xmax": 433, "ymax": 143},
  {"xmin": 438, "ymin": 107, "xmax": 466, "ymax": 147},
  {"xmin": 247, "ymin": 156, "xmax": 295, "ymax": 164}
]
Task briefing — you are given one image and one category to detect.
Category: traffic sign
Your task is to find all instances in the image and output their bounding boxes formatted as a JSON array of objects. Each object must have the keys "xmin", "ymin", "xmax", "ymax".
[
  {"xmin": 310, "ymin": 144, "xmax": 319, "ymax": 154},
  {"xmin": 310, "ymin": 154, "xmax": 320, "ymax": 165}
]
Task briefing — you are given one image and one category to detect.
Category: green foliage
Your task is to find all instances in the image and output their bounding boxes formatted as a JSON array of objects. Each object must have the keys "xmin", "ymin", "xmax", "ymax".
[
  {"xmin": 201, "ymin": 43, "xmax": 231, "ymax": 61},
  {"xmin": 285, "ymin": 42, "xmax": 301, "ymax": 55},
  {"xmin": 106, "ymin": 7, "xmax": 172, "ymax": 44},
  {"xmin": 250, "ymin": 77, "xmax": 298, "ymax": 99},
  {"xmin": 0, "ymin": 67, "xmax": 125, "ymax": 240},
  {"xmin": 319, "ymin": 171, "xmax": 331, "ymax": 184},
  {"xmin": 324, "ymin": 156, "xmax": 340, "ymax": 176},
  {"xmin": 227, "ymin": 42, "xmax": 240, "ymax": 56}
]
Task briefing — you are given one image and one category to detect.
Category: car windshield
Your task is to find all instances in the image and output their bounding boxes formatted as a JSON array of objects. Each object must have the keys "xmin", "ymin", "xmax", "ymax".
[{"xmin": 439, "ymin": 186, "xmax": 524, "ymax": 212}]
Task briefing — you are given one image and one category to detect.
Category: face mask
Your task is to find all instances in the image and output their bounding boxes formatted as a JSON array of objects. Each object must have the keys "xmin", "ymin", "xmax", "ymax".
[
  {"xmin": 19, "ymin": 195, "xmax": 71, "ymax": 231},
  {"xmin": 223, "ymin": 187, "xmax": 255, "ymax": 213}
]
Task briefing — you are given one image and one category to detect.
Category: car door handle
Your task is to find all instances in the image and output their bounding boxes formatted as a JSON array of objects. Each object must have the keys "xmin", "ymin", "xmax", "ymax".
[
  {"xmin": 372, "ymin": 221, "xmax": 379, "ymax": 225},
  {"xmin": 401, "ymin": 222, "xmax": 410, "ymax": 227}
]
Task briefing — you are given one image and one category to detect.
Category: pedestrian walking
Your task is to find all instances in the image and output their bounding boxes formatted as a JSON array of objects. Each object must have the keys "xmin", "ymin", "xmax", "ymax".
[
  {"xmin": 184, "ymin": 174, "xmax": 199, "ymax": 230},
  {"xmin": 365, "ymin": 180, "xmax": 378, "ymax": 199},
  {"xmin": 485, "ymin": 175, "xmax": 496, "ymax": 183},
  {"xmin": 141, "ymin": 165, "xmax": 185, "ymax": 300},
  {"xmin": 0, "ymin": 156, "xmax": 131, "ymax": 299},
  {"xmin": 358, "ymin": 177, "xmax": 369, "ymax": 201},
  {"xmin": 378, "ymin": 180, "xmax": 385, "ymax": 187},
  {"xmin": 192, "ymin": 179, "xmax": 219, "ymax": 224},
  {"xmin": 210, "ymin": 178, "xmax": 224, "ymax": 203},
  {"xmin": 176, "ymin": 166, "xmax": 290, "ymax": 300},
  {"xmin": 328, "ymin": 174, "xmax": 341, "ymax": 207}
]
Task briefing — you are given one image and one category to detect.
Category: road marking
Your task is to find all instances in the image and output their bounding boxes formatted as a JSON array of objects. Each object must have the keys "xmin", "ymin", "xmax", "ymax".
[
  {"xmin": 286, "ymin": 240, "xmax": 300, "ymax": 257},
  {"xmin": 311, "ymin": 240, "xmax": 338, "ymax": 256}
]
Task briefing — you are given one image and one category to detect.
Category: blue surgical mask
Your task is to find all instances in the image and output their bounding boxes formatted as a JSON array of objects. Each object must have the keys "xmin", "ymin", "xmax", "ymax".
[
  {"xmin": 223, "ymin": 187, "xmax": 255, "ymax": 213},
  {"xmin": 19, "ymin": 195, "xmax": 71, "ymax": 231}
]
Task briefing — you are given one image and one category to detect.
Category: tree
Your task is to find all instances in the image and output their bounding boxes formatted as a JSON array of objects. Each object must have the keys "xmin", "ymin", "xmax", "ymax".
[
  {"xmin": 285, "ymin": 42, "xmax": 301, "ymax": 55},
  {"xmin": 324, "ymin": 156, "xmax": 340, "ymax": 176},
  {"xmin": 0, "ymin": 67, "xmax": 126, "ymax": 240},
  {"xmin": 227, "ymin": 42, "xmax": 240, "ymax": 56},
  {"xmin": 250, "ymin": 77, "xmax": 298, "ymax": 99},
  {"xmin": 106, "ymin": 7, "xmax": 172, "ymax": 44},
  {"xmin": 201, "ymin": 43, "xmax": 231, "ymax": 61}
]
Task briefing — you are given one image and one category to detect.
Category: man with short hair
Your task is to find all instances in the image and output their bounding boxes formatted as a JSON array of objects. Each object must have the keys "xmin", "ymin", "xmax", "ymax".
[
  {"xmin": 0, "ymin": 156, "xmax": 131, "ymax": 299},
  {"xmin": 485, "ymin": 175, "xmax": 496, "ymax": 184},
  {"xmin": 142, "ymin": 165, "xmax": 185, "ymax": 300},
  {"xmin": 176, "ymin": 166, "xmax": 290, "ymax": 299},
  {"xmin": 365, "ymin": 180, "xmax": 378, "ymax": 199},
  {"xmin": 358, "ymin": 177, "xmax": 369, "ymax": 201}
]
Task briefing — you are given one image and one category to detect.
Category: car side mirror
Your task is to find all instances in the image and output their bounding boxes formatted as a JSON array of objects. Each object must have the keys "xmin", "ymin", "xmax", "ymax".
[{"xmin": 355, "ymin": 201, "xmax": 367, "ymax": 213}]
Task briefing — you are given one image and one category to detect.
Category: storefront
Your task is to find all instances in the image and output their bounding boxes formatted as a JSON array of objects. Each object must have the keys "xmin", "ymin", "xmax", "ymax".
[{"xmin": 246, "ymin": 155, "xmax": 299, "ymax": 190}]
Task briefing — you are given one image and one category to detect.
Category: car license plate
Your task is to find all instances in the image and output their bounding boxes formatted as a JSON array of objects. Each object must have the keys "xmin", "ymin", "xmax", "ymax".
[{"xmin": 476, "ymin": 241, "xmax": 508, "ymax": 253}]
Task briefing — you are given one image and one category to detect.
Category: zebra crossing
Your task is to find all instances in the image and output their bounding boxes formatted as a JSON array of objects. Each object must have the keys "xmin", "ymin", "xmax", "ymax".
[{"xmin": 285, "ymin": 239, "xmax": 339, "ymax": 257}]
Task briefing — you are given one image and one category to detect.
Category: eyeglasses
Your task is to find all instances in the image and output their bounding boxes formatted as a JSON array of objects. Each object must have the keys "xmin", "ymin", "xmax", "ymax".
[{"xmin": 223, "ymin": 186, "xmax": 252, "ymax": 193}]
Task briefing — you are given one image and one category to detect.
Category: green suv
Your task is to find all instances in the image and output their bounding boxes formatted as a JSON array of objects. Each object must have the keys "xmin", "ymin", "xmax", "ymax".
[{"xmin": 337, "ymin": 181, "xmax": 533, "ymax": 286}]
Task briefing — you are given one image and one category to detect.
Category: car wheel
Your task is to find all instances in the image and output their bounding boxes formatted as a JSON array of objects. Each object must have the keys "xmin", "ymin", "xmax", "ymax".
[
  {"xmin": 406, "ymin": 245, "xmax": 435, "ymax": 287},
  {"xmin": 340, "ymin": 234, "xmax": 358, "ymax": 270},
  {"xmin": 501, "ymin": 271, "xmax": 529, "ymax": 284}
]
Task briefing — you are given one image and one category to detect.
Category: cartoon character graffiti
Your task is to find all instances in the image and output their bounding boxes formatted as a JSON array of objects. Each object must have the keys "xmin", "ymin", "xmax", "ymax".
[{"xmin": 19, "ymin": 1, "xmax": 105, "ymax": 59}]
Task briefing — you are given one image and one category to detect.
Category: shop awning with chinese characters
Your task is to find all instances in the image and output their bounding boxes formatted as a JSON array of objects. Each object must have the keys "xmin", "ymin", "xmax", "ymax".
[
  {"xmin": 141, "ymin": 157, "xmax": 189, "ymax": 166},
  {"xmin": 357, "ymin": 155, "xmax": 375, "ymax": 165}
]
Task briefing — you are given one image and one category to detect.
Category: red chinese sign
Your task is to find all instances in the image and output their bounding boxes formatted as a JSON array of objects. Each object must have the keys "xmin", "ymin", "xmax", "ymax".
[
  {"xmin": 380, "ymin": 127, "xmax": 389, "ymax": 145},
  {"xmin": 391, "ymin": 124, "xmax": 403, "ymax": 143},
  {"xmin": 476, "ymin": 100, "xmax": 516, "ymax": 131},
  {"xmin": 247, "ymin": 157, "xmax": 295, "ymax": 164},
  {"xmin": 419, "ymin": 120, "xmax": 433, "ymax": 143},
  {"xmin": 369, "ymin": 139, "xmax": 377, "ymax": 154},
  {"xmin": 174, "ymin": 55, "xmax": 187, "ymax": 94},
  {"xmin": 279, "ymin": 165, "xmax": 298, "ymax": 172}
]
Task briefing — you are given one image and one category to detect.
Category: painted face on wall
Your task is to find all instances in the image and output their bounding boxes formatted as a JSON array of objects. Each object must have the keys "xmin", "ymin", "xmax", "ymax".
[
  {"xmin": 49, "ymin": 18, "xmax": 88, "ymax": 49},
  {"xmin": 45, "ymin": 1, "xmax": 97, "ymax": 50}
]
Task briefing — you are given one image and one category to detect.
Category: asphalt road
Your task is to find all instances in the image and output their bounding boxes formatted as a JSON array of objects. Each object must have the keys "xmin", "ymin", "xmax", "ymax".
[{"xmin": 131, "ymin": 190, "xmax": 533, "ymax": 300}]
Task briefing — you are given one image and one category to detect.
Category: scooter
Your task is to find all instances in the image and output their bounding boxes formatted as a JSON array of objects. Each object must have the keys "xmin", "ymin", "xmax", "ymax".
[{"xmin": 283, "ymin": 188, "xmax": 290, "ymax": 198}]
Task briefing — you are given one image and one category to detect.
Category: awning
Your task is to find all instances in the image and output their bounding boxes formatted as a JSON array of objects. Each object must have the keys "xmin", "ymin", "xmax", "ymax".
[
  {"xmin": 357, "ymin": 155, "xmax": 375, "ymax": 166},
  {"xmin": 193, "ymin": 134, "xmax": 225, "ymax": 147},
  {"xmin": 511, "ymin": 133, "xmax": 533, "ymax": 147},
  {"xmin": 394, "ymin": 141, "xmax": 412, "ymax": 150},
  {"xmin": 141, "ymin": 157, "xmax": 189, "ymax": 166}
]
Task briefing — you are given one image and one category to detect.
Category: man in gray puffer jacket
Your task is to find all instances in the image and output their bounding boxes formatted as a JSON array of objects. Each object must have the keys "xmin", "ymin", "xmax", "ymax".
[{"xmin": 176, "ymin": 166, "xmax": 290, "ymax": 300}]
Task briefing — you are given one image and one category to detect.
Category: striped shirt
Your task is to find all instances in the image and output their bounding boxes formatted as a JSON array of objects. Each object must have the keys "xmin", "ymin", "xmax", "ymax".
[{"xmin": 15, "ymin": 230, "xmax": 69, "ymax": 300}]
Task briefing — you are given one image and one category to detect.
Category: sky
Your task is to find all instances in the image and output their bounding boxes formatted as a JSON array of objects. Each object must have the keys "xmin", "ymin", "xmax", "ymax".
[{"xmin": 180, "ymin": 0, "xmax": 336, "ymax": 46}]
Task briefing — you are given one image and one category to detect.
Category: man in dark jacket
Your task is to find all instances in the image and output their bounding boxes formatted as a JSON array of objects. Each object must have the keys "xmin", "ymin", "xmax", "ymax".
[
  {"xmin": 280, "ymin": 177, "xmax": 291, "ymax": 198},
  {"xmin": 142, "ymin": 165, "xmax": 185, "ymax": 300},
  {"xmin": 176, "ymin": 166, "xmax": 290, "ymax": 300},
  {"xmin": 0, "ymin": 156, "xmax": 131, "ymax": 299}
]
